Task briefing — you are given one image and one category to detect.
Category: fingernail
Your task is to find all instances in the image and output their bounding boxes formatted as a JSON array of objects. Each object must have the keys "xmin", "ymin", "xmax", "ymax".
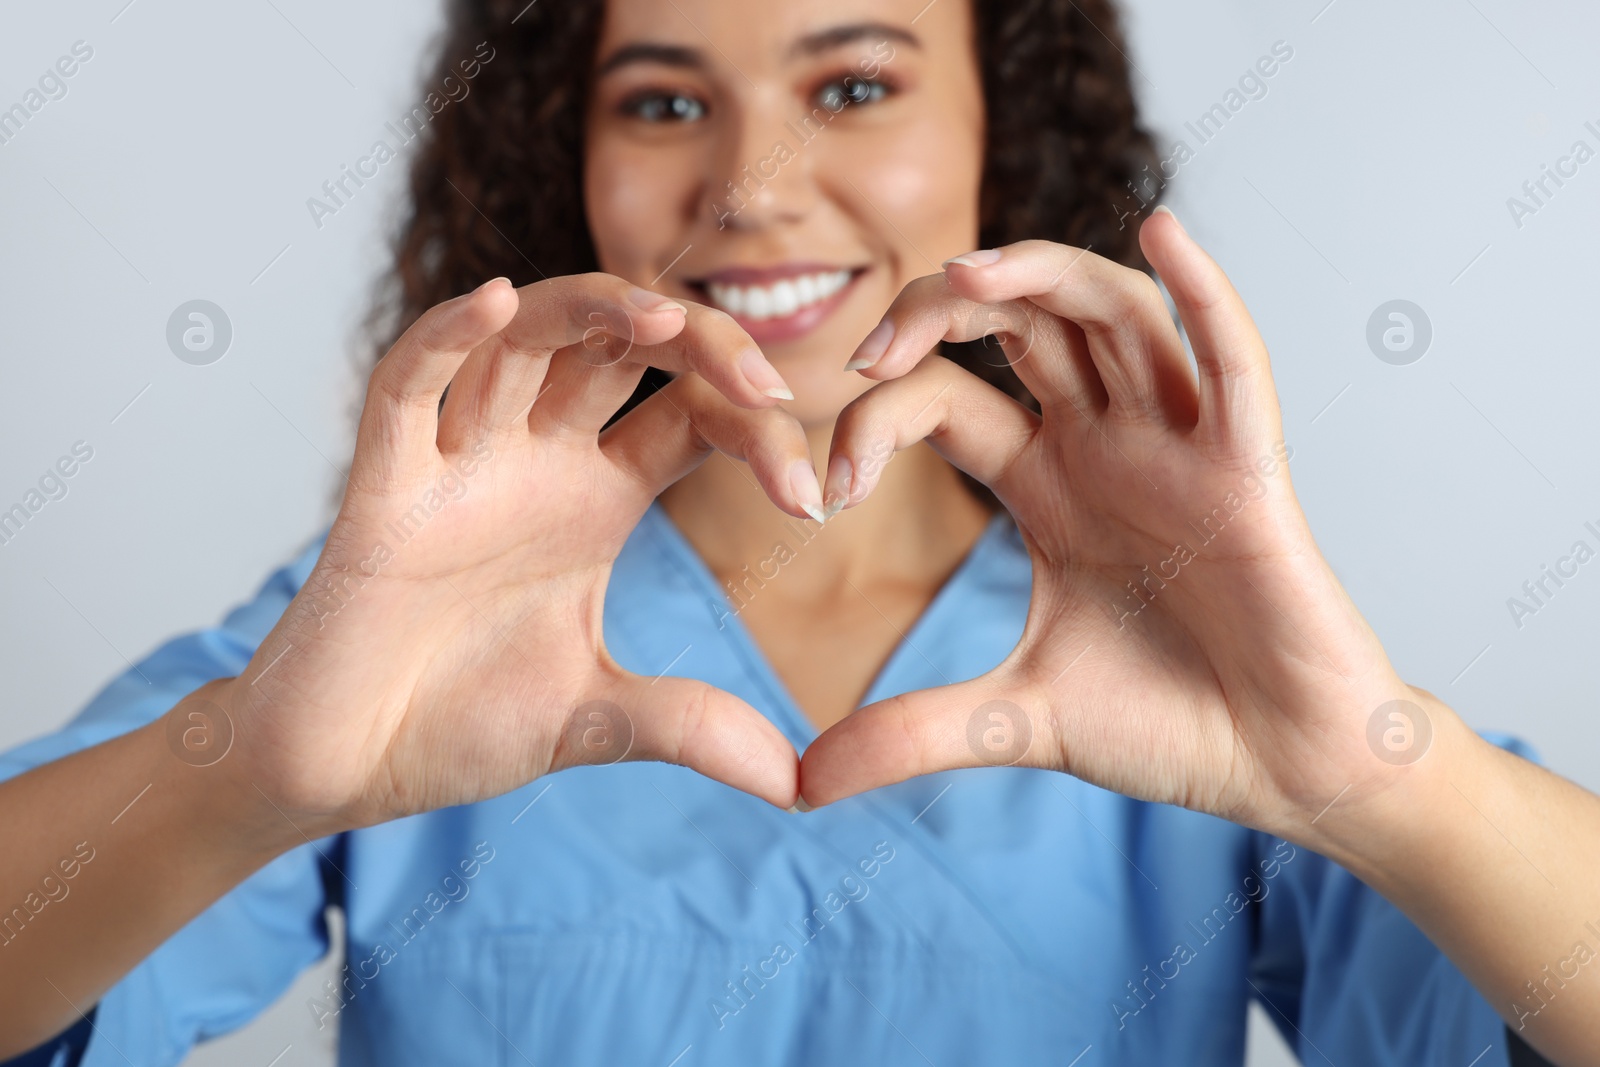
[
  {"xmin": 627, "ymin": 286, "xmax": 687, "ymax": 314},
  {"xmin": 844, "ymin": 317, "xmax": 894, "ymax": 372},
  {"xmin": 821, "ymin": 454, "xmax": 852, "ymax": 520},
  {"xmin": 789, "ymin": 458, "xmax": 826, "ymax": 525},
  {"xmin": 943, "ymin": 248, "xmax": 1002, "ymax": 269},
  {"xmin": 1152, "ymin": 204, "xmax": 1185, "ymax": 233},
  {"xmin": 788, "ymin": 798, "xmax": 814, "ymax": 813},
  {"xmin": 739, "ymin": 348, "xmax": 793, "ymax": 400},
  {"xmin": 476, "ymin": 276, "xmax": 511, "ymax": 292}
]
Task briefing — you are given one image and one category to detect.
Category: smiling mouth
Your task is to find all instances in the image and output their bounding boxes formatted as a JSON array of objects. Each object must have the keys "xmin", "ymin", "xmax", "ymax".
[
  {"xmin": 685, "ymin": 264, "xmax": 868, "ymax": 344},
  {"xmin": 700, "ymin": 269, "xmax": 853, "ymax": 319}
]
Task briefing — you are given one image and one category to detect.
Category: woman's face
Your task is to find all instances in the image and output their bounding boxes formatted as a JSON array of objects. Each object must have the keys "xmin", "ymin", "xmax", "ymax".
[{"xmin": 585, "ymin": 0, "xmax": 986, "ymax": 427}]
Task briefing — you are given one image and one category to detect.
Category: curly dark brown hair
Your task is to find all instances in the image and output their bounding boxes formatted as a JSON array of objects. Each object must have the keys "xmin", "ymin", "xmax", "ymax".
[{"xmin": 360, "ymin": 0, "xmax": 1162, "ymax": 447}]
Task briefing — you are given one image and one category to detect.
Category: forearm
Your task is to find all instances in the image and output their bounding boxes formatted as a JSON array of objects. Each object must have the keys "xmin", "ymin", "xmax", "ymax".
[
  {"xmin": 0, "ymin": 679, "xmax": 304, "ymax": 1059},
  {"xmin": 1307, "ymin": 690, "xmax": 1600, "ymax": 1067}
]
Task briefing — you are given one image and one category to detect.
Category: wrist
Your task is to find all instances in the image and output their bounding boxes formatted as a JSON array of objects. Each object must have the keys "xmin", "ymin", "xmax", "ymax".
[
  {"xmin": 1289, "ymin": 686, "xmax": 1493, "ymax": 892},
  {"xmin": 151, "ymin": 678, "xmax": 335, "ymax": 866}
]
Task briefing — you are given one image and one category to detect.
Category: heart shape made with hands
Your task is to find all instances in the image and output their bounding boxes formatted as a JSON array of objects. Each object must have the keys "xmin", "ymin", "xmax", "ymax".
[
  {"xmin": 787, "ymin": 212, "xmax": 1415, "ymax": 836},
  {"xmin": 243, "ymin": 212, "xmax": 1424, "ymax": 846}
]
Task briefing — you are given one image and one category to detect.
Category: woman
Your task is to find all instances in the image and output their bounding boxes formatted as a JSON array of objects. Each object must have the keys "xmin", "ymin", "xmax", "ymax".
[{"xmin": 2, "ymin": 0, "xmax": 1596, "ymax": 1063}]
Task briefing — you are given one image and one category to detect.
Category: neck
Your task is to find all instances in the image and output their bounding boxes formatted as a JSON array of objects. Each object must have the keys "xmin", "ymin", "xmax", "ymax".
[{"xmin": 658, "ymin": 423, "xmax": 997, "ymax": 604}]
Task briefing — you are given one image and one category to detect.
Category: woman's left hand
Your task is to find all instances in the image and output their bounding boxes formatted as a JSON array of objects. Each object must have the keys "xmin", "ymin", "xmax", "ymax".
[
  {"xmin": 800, "ymin": 212, "xmax": 1600, "ymax": 1066},
  {"xmin": 799, "ymin": 212, "xmax": 1444, "ymax": 838}
]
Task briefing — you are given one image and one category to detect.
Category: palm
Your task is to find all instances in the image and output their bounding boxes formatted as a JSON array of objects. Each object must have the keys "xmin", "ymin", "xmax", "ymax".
[
  {"xmin": 998, "ymin": 411, "xmax": 1384, "ymax": 820},
  {"xmin": 266, "ymin": 439, "xmax": 646, "ymax": 824},
  {"xmin": 227, "ymin": 276, "xmax": 808, "ymax": 833},
  {"xmin": 803, "ymin": 223, "xmax": 1408, "ymax": 832}
]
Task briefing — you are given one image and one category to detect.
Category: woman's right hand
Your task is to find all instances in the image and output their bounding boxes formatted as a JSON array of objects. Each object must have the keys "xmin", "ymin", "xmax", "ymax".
[{"xmin": 220, "ymin": 274, "xmax": 816, "ymax": 835}]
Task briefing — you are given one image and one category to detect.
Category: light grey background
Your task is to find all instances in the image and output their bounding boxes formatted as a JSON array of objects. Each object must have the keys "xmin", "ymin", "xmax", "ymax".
[{"xmin": 3, "ymin": 0, "xmax": 1596, "ymax": 1064}]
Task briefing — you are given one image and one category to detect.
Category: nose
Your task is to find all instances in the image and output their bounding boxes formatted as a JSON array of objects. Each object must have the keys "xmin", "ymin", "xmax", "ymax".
[{"xmin": 705, "ymin": 94, "xmax": 818, "ymax": 232}]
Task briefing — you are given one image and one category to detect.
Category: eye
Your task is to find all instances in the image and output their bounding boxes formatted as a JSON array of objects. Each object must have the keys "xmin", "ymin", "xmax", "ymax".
[
  {"xmin": 814, "ymin": 76, "xmax": 890, "ymax": 112},
  {"xmin": 622, "ymin": 90, "xmax": 707, "ymax": 123}
]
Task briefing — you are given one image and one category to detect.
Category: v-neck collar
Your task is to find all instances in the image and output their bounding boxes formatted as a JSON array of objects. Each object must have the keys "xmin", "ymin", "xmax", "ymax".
[{"xmin": 635, "ymin": 500, "xmax": 1018, "ymax": 750}]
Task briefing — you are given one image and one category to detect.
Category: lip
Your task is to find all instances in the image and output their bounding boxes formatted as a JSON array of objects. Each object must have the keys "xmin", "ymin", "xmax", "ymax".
[{"xmin": 684, "ymin": 262, "xmax": 868, "ymax": 345}]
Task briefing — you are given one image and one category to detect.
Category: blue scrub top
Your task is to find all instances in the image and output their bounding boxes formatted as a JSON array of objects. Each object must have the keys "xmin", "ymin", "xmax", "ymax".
[{"xmin": 2, "ymin": 502, "xmax": 1541, "ymax": 1066}]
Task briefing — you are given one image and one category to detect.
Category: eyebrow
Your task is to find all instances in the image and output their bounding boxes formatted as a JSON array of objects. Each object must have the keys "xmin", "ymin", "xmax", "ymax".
[
  {"xmin": 596, "ymin": 42, "xmax": 701, "ymax": 76},
  {"xmin": 595, "ymin": 21, "xmax": 920, "ymax": 77},
  {"xmin": 786, "ymin": 22, "xmax": 921, "ymax": 59}
]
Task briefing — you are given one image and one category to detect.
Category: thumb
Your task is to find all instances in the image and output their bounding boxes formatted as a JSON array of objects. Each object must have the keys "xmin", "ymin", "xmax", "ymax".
[
  {"xmin": 800, "ymin": 679, "xmax": 1042, "ymax": 806},
  {"xmin": 564, "ymin": 675, "xmax": 799, "ymax": 808}
]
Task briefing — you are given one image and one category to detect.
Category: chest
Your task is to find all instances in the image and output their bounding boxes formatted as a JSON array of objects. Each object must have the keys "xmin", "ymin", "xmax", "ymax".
[
  {"xmin": 733, "ymin": 577, "xmax": 936, "ymax": 731},
  {"xmin": 334, "ymin": 767, "xmax": 1260, "ymax": 1066}
]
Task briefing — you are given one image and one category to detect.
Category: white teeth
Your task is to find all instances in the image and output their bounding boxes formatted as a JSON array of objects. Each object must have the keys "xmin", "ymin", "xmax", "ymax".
[
  {"xmin": 745, "ymin": 286, "xmax": 772, "ymax": 318},
  {"xmin": 770, "ymin": 280, "xmax": 799, "ymax": 317},
  {"xmin": 704, "ymin": 270, "xmax": 852, "ymax": 321}
]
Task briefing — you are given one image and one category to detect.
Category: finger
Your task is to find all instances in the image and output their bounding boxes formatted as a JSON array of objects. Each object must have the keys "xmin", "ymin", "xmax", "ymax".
[
  {"xmin": 629, "ymin": 300, "xmax": 796, "ymax": 409},
  {"xmin": 846, "ymin": 273, "xmax": 1107, "ymax": 416},
  {"xmin": 600, "ymin": 374, "xmax": 826, "ymax": 523},
  {"xmin": 358, "ymin": 278, "xmax": 518, "ymax": 479},
  {"xmin": 822, "ymin": 357, "xmax": 1039, "ymax": 516},
  {"xmin": 799, "ymin": 677, "xmax": 1043, "ymax": 806},
  {"xmin": 526, "ymin": 348, "xmax": 648, "ymax": 439},
  {"xmin": 1137, "ymin": 207, "xmax": 1280, "ymax": 447},
  {"xmin": 437, "ymin": 274, "xmax": 691, "ymax": 452},
  {"xmin": 944, "ymin": 240, "xmax": 1198, "ymax": 426},
  {"xmin": 553, "ymin": 677, "xmax": 799, "ymax": 809}
]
